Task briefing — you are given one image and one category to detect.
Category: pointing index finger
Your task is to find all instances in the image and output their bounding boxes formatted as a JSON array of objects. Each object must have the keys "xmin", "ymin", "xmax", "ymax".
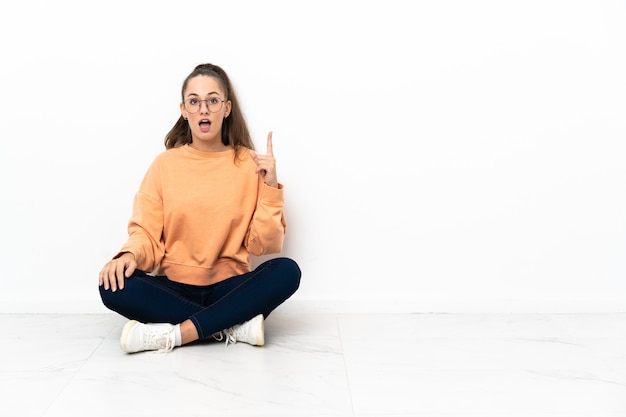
[{"xmin": 266, "ymin": 131, "xmax": 273, "ymax": 156}]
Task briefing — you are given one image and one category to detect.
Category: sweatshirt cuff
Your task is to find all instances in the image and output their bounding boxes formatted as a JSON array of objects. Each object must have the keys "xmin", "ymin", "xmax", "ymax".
[
  {"xmin": 260, "ymin": 182, "xmax": 284, "ymax": 203},
  {"xmin": 113, "ymin": 248, "xmax": 140, "ymax": 263}
]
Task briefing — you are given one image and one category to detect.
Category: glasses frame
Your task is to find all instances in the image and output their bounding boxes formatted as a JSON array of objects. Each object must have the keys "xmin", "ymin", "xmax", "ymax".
[{"xmin": 183, "ymin": 97, "xmax": 226, "ymax": 114}]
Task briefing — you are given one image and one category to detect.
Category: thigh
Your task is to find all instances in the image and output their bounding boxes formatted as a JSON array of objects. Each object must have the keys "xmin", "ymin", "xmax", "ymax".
[
  {"xmin": 208, "ymin": 257, "xmax": 301, "ymax": 301},
  {"xmin": 99, "ymin": 270, "xmax": 204, "ymax": 324}
]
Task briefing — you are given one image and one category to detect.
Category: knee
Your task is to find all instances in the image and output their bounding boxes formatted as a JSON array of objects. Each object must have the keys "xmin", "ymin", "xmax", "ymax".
[
  {"xmin": 276, "ymin": 257, "xmax": 301, "ymax": 294},
  {"xmin": 99, "ymin": 283, "xmax": 130, "ymax": 314},
  {"xmin": 99, "ymin": 284, "xmax": 117, "ymax": 311}
]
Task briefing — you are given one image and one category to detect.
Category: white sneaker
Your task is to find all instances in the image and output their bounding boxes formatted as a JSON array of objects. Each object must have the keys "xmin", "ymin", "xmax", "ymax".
[
  {"xmin": 120, "ymin": 320, "xmax": 176, "ymax": 353},
  {"xmin": 213, "ymin": 314, "xmax": 265, "ymax": 346}
]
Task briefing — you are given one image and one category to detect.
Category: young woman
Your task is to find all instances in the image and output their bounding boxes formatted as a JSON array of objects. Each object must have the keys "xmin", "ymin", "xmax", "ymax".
[{"xmin": 98, "ymin": 63, "xmax": 301, "ymax": 353}]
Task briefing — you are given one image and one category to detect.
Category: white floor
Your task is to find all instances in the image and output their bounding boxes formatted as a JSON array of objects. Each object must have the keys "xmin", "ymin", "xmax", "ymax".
[{"xmin": 1, "ymin": 312, "xmax": 625, "ymax": 416}]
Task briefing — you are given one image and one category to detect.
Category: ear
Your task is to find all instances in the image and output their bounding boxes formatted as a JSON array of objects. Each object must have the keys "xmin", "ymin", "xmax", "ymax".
[
  {"xmin": 224, "ymin": 100, "xmax": 232, "ymax": 118},
  {"xmin": 180, "ymin": 102, "xmax": 187, "ymax": 119}
]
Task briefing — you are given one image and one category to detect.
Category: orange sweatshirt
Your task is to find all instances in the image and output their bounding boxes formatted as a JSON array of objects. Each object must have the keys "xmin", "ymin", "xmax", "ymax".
[{"xmin": 116, "ymin": 144, "xmax": 286, "ymax": 285}]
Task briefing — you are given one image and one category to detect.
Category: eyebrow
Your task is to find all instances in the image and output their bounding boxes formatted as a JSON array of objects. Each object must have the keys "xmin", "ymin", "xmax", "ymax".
[{"xmin": 185, "ymin": 91, "xmax": 221, "ymax": 98}]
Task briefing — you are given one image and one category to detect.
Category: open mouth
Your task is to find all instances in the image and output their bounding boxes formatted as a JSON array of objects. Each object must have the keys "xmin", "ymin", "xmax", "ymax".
[{"xmin": 199, "ymin": 119, "xmax": 211, "ymax": 132}]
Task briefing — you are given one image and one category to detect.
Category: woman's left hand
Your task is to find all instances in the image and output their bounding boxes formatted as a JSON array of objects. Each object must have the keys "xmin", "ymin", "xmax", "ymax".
[{"xmin": 249, "ymin": 131, "xmax": 278, "ymax": 188}]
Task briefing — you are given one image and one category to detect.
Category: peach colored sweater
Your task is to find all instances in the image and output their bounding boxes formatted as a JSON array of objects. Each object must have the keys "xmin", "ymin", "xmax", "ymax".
[{"xmin": 116, "ymin": 144, "xmax": 286, "ymax": 285}]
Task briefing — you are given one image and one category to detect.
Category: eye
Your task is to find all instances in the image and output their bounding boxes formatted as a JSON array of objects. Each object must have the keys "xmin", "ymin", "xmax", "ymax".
[
  {"xmin": 209, "ymin": 97, "xmax": 220, "ymax": 105},
  {"xmin": 188, "ymin": 99, "xmax": 199, "ymax": 105}
]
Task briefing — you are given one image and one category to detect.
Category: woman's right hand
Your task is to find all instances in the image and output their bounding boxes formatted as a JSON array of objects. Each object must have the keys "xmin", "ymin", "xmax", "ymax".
[{"xmin": 98, "ymin": 252, "xmax": 137, "ymax": 292}]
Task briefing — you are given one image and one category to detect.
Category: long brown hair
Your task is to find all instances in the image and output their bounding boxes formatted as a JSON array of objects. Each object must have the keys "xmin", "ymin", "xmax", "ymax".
[{"xmin": 164, "ymin": 64, "xmax": 255, "ymax": 156}]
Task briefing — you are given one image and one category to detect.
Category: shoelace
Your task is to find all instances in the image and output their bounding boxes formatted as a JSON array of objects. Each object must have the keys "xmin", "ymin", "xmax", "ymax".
[
  {"xmin": 144, "ymin": 326, "xmax": 175, "ymax": 353},
  {"xmin": 157, "ymin": 335, "xmax": 174, "ymax": 353},
  {"xmin": 212, "ymin": 329, "xmax": 237, "ymax": 347}
]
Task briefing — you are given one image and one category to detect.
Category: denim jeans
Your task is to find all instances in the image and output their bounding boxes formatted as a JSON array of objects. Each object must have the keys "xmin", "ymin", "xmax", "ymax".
[{"xmin": 99, "ymin": 257, "xmax": 301, "ymax": 339}]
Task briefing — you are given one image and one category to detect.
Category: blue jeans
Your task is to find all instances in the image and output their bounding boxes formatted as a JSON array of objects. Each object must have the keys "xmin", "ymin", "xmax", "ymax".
[{"xmin": 99, "ymin": 257, "xmax": 301, "ymax": 339}]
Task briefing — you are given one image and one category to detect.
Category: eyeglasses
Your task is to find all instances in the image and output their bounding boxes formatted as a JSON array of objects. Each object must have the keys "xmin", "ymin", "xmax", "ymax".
[{"xmin": 183, "ymin": 97, "xmax": 225, "ymax": 114}]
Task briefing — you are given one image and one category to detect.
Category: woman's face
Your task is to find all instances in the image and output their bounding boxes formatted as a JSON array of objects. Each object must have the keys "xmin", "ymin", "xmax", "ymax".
[{"xmin": 180, "ymin": 75, "xmax": 232, "ymax": 150}]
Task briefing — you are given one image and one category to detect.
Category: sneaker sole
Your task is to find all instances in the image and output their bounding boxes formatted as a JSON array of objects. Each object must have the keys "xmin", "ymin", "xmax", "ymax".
[
  {"xmin": 255, "ymin": 314, "xmax": 265, "ymax": 346},
  {"xmin": 120, "ymin": 320, "xmax": 140, "ymax": 353}
]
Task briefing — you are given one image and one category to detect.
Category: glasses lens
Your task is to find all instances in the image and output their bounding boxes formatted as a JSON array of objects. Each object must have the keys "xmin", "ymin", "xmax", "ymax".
[
  {"xmin": 208, "ymin": 98, "xmax": 223, "ymax": 113},
  {"xmin": 185, "ymin": 99, "xmax": 200, "ymax": 114}
]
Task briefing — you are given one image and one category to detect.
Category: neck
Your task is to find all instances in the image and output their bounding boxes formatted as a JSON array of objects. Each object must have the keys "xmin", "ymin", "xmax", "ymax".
[{"xmin": 189, "ymin": 141, "xmax": 230, "ymax": 153}]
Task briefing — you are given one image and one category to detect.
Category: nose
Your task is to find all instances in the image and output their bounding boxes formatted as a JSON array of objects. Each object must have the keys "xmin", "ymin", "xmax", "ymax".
[{"xmin": 199, "ymin": 100, "xmax": 210, "ymax": 113}]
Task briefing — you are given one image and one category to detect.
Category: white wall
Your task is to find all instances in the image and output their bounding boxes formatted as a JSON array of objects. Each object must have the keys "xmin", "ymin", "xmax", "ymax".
[{"xmin": 0, "ymin": 0, "xmax": 624, "ymax": 314}]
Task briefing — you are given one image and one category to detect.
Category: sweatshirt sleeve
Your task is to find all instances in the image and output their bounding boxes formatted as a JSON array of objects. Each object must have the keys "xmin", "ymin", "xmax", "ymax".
[
  {"xmin": 245, "ymin": 179, "xmax": 287, "ymax": 256},
  {"xmin": 115, "ymin": 160, "xmax": 165, "ymax": 272}
]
